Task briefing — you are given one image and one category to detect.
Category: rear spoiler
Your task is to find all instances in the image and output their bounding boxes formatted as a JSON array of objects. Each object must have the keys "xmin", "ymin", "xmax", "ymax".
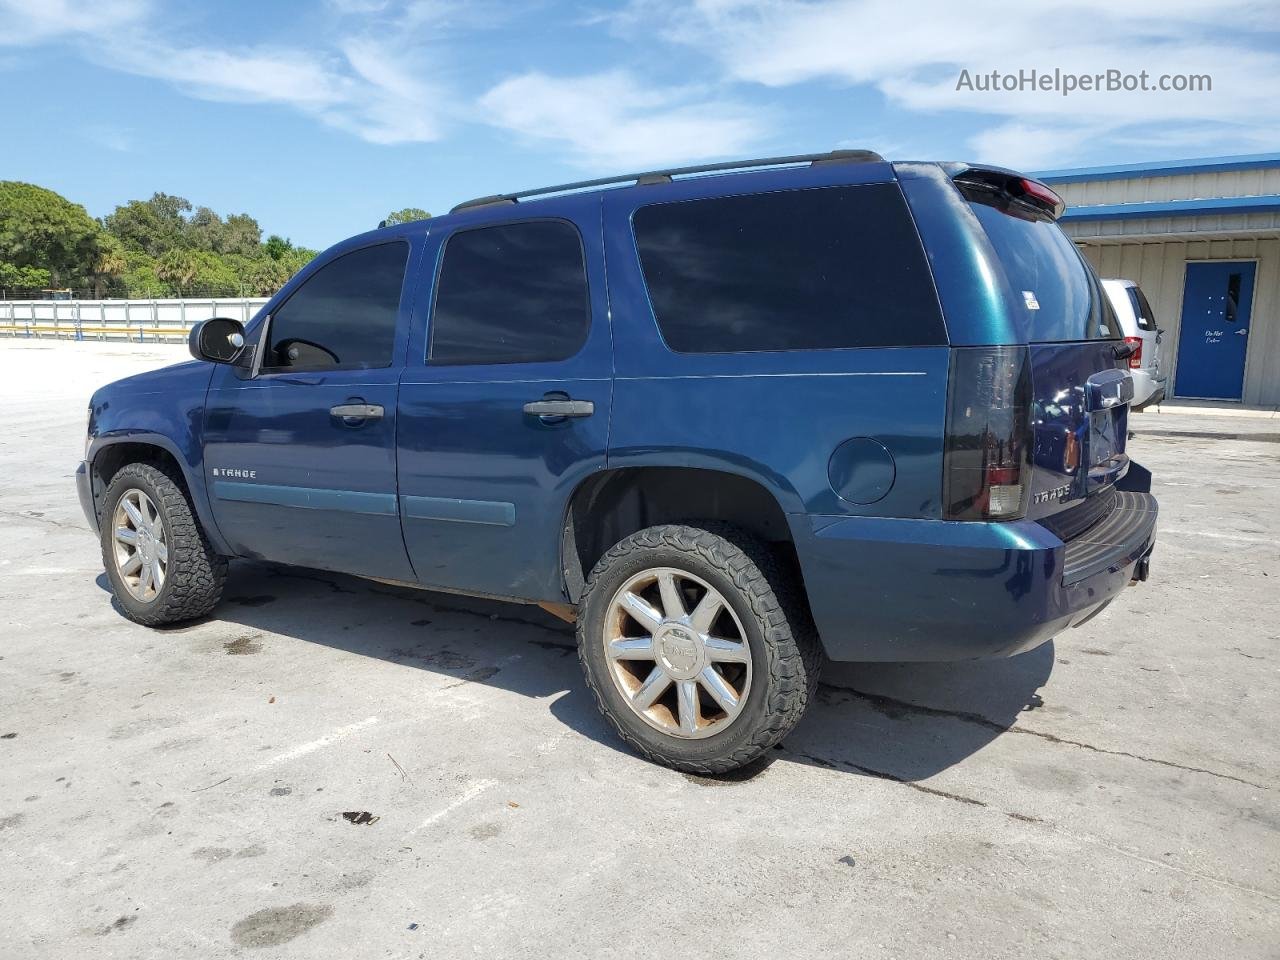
[{"xmin": 951, "ymin": 165, "xmax": 1066, "ymax": 222}]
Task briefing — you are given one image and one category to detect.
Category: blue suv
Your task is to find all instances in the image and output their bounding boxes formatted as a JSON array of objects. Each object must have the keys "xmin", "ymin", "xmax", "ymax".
[{"xmin": 77, "ymin": 151, "xmax": 1157, "ymax": 773}]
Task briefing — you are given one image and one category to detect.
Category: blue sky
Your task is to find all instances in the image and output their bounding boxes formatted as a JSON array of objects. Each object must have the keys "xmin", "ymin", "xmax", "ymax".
[{"xmin": 2, "ymin": 0, "xmax": 1277, "ymax": 250}]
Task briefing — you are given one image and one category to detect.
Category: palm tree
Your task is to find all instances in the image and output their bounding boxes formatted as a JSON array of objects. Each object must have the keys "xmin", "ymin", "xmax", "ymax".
[
  {"xmin": 90, "ymin": 240, "xmax": 127, "ymax": 299},
  {"xmin": 156, "ymin": 250, "xmax": 199, "ymax": 296}
]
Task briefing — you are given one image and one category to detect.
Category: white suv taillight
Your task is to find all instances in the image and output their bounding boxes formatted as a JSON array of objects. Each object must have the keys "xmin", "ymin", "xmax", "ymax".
[{"xmin": 1124, "ymin": 336, "xmax": 1143, "ymax": 369}]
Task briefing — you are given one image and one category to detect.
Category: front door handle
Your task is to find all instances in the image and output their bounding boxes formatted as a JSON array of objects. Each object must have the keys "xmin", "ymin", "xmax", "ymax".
[
  {"xmin": 330, "ymin": 403, "xmax": 384, "ymax": 420},
  {"xmin": 523, "ymin": 398, "xmax": 594, "ymax": 419}
]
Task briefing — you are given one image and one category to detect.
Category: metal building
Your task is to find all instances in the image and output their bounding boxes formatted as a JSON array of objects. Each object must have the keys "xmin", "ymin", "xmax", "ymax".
[{"xmin": 1037, "ymin": 153, "xmax": 1280, "ymax": 406}]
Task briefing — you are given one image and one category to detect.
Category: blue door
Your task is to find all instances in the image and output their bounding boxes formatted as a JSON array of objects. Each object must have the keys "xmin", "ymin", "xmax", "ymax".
[
  {"xmin": 396, "ymin": 196, "xmax": 613, "ymax": 603},
  {"xmin": 202, "ymin": 240, "xmax": 418, "ymax": 581},
  {"xmin": 1175, "ymin": 261, "xmax": 1255, "ymax": 400}
]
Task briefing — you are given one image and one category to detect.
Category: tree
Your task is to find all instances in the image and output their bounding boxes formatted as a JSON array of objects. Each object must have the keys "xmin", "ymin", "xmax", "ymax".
[
  {"xmin": 279, "ymin": 247, "xmax": 317, "ymax": 279},
  {"xmin": 5, "ymin": 182, "xmax": 313, "ymax": 298},
  {"xmin": 384, "ymin": 207, "xmax": 430, "ymax": 225},
  {"xmin": 264, "ymin": 234, "xmax": 293, "ymax": 261},
  {"xmin": 186, "ymin": 206, "xmax": 224, "ymax": 252},
  {"xmin": 156, "ymin": 249, "xmax": 200, "ymax": 295},
  {"xmin": 220, "ymin": 213, "xmax": 262, "ymax": 257},
  {"xmin": 240, "ymin": 255, "xmax": 291, "ymax": 296},
  {"xmin": 0, "ymin": 261, "xmax": 51, "ymax": 292},
  {"xmin": 0, "ymin": 181, "xmax": 100, "ymax": 287},
  {"xmin": 121, "ymin": 250, "xmax": 164, "ymax": 297},
  {"xmin": 104, "ymin": 192, "xmax": 193, "ymax": 257},
  {"xmin": 89, "ymin": 235, "xmax": 127, "ymax": 299}
]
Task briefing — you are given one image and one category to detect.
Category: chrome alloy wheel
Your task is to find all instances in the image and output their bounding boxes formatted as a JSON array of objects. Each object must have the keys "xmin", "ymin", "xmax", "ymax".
[
  {"xmin": 602, "ymin": 567, "xmax": 752, "ymax": 739},
  {"xmin": 111, "ymin": 489, "xmax": 168, "ymax": 602}
]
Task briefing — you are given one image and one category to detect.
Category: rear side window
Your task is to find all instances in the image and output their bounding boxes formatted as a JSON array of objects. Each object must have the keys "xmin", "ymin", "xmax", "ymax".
[
  {"xmin": 632, "ymin": 184, "xmax": 946, "ymax": 353},
  {"xmin": 263, "ymin": 242, "xmax": 407, "ymax": 371},
  {"xmin": 968, "ymin": 202, "xmax": 1117, "ymax": 342},
  {"xmin": 1127, "ymin": 286, "xmax": 1158, "ymax": 332},
  {"xmin": 430, "ymin": 220, "xmax": 590, "ymax": 365}
]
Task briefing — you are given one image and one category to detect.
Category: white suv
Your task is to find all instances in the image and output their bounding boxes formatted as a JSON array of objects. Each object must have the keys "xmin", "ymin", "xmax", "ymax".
[{"xmin": 1102, "ymin": 278, "xmax": 1166, "ymax": 409}]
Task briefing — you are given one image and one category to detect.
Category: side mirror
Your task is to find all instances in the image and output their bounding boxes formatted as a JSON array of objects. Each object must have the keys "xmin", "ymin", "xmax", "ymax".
[{"xmin": 189, "ymin": 318, "xmax": 247, "ymax": 364}]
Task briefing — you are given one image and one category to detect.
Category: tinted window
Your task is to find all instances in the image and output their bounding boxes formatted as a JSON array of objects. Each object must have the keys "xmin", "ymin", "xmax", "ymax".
[
  {"xmin": 632, "ymin": 184, "xmax": 945, "ymax": 353},
  {"xmin": 1127, "ymin": 286, "xmax": 1158, "ymax": 332},
  {"xmin": 263, "ymin": 242, "xmax": 407, "ymax": 371},
  {"xmin": 430, "ymin": 220, "xmax": 589, "ymax": 365},
  {"xmin": 968, "ymin": 202, "xmax": 1118, "ymax": 342}
]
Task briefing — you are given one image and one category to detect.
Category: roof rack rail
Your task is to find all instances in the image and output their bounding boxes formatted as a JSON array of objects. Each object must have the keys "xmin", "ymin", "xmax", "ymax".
[{"xmin": 449, "ymin": 149, "xmax": 885, "ymax": 213}]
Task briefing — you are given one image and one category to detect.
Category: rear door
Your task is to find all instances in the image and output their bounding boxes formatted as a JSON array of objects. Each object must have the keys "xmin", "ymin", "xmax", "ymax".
[
  {"xmin": 396, "ymin": 197, "xmax": 613, "ymax": 602},
  {"xmin": 202, "ymin": 240, "xmax": 417, "ymax": 581},
  {"xmin": 964, "ymin": 198, "xmax": 1130, "ymax": 521}
]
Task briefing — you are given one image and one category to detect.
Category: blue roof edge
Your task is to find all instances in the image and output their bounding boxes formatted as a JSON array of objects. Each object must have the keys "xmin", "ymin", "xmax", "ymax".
[
  {"xmin": 1036, "ymin": 152, "xmax": 1280, "ymax": 184},
  {"xmin": 1059, "ymin": 194, "xmax": 1280, "ymax": 221}
]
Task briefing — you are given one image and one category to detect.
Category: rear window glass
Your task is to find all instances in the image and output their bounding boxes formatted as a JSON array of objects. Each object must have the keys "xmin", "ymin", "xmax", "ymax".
[
  {"xmin": 1127, "ymin": 286, "xmax": 1158, "ymax": 332},
  {"xmin": 969, "ymin": 202, "xmax": 1118, "ymax": 342},
  {"xmin": 632, "ymin": 184, "xmax": 946, "ymax": 353}
]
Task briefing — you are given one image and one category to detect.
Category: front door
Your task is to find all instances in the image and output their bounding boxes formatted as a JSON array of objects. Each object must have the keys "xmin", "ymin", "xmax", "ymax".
[
  {"xmin": 397, "ymin": 199, "xmax": 613, "ymax": 602},
  {"xmin": 1175, "ymin": 261, "xmax": 1255, "ymax": 400},
  {"xmin": 202, "ymin": 240, "xmax": 417, "ymax": 581}
]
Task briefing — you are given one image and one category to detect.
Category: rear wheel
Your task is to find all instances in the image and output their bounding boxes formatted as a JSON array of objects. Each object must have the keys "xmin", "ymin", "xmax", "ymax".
[
  {"xmin": 577, "ymin": 524, "xmax": 819, "ymax": 774},
  {"xmin": 100, "ymin": 462, "xmax": 226, "ymax": 626}
]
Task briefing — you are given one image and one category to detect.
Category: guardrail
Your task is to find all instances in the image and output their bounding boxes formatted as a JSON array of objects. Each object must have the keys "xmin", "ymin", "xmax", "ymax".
[{"xmin": 0, "ymin": 298, "xmax": 269, "ymax": 343}]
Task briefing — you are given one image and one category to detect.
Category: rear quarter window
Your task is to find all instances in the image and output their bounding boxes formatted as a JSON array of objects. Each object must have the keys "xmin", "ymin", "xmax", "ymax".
[
  {"xmin": 632, "ymin": 183, "xmax": 946, "ymax": 353},
  {"xmin": 1128, "ymin": 286, "xmax": 1158, "ymax": 332}
]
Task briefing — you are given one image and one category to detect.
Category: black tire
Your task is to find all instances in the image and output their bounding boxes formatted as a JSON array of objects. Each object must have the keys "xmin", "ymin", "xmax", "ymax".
[
  {"xmin": 577, "ymin": 523, "xmax": 821, "ymax": 774},
  {"xmin": 100, "ymin": 462, "xmax": 226, "ymax": 626}
]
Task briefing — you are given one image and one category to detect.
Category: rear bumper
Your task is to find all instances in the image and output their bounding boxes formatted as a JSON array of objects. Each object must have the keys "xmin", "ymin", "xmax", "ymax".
[
  {"xmin": 794, "ymin": 488, "xmax": 1157, "ymax": 663},
  {"xmin": 1130, "ymin": 369, "xmax": 1167, "ymax": 410},
  {"xmin": 75, "ymin": 461, "xmax": 99, "ymax": 534}
]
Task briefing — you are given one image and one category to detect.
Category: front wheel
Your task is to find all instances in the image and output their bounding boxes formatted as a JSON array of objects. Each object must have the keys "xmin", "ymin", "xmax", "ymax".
[
  {"xmin": 577, "ymin": 524, "xmax": 820, "ymax": 774},
  {"xmin": 100, "ymin": 462, "xmax": 226, "ymax": 626}
]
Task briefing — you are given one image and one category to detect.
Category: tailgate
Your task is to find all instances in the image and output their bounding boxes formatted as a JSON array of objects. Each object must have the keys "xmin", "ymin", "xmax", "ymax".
[{"xmin": 1028, "ymin": 340, "xmax": 1132, "ymax": 522}]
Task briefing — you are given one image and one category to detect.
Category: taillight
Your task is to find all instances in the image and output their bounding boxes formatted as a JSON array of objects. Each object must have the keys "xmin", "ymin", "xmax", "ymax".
[
  {"xmin": 1124, "ymin": 336, "xmax": 1143, "ymax": 369},
  {"xmin": 943, "ymin": 346, "xmax": 1032, "ymax": 521},
  {"xmin": 1017, "ymin": 178, "xmax": 1065, "ymax": 218}
]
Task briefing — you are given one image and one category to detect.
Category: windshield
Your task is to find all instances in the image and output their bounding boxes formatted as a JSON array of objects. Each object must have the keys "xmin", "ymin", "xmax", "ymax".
[{"xmin": 970, "ymin": 201, "xmax": 1118, "ymax": 343}]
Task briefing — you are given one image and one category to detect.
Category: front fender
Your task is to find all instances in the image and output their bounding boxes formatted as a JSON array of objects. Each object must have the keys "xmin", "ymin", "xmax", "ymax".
[
  {"xmin": 86, "ymin": 362, "xmax": 228, "ymax": 555},
  {"xmin": 87, "ymin": 431, "xmax": 230, "ymax": 557}
]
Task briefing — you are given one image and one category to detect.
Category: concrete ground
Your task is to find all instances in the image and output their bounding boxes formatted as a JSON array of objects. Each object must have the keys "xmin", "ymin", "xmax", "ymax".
[{"xmin": 1, "ymin": 338, "xmax": 1277, "ymax": 960}]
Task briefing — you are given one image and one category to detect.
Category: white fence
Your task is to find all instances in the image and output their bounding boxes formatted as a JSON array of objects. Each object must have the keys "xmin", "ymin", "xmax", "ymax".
[{"xmin": 0, "ymin": 298, "xmax": 269, "ymax": 342}]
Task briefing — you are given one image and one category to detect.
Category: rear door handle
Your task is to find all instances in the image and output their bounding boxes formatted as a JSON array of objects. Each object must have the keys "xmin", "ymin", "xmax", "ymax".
[
  {"xmin": 330, "ymin": 403, "xmax": 384, "ymax": 420},
  {"xmin": 522, "ymin": 399, "xmax": 594, "ymax": 418}
]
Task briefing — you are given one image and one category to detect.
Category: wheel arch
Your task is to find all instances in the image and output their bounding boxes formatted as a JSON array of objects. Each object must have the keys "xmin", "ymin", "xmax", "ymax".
[
  {"xmin": 560, "ymin": 465, "xmax": 802, "ymax": 604},
  {"xmin": 89, "ymin": 434, "xmax": 230, "ymax": 556}
]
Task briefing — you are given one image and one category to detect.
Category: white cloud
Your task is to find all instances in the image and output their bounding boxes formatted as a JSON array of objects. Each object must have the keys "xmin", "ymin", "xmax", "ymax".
[
  {"xmin": 2, "ymin": 0, "xmax": 444, "ymax": 145},
  {"xmin": 90, "ymin": 37, "xmax": 444, "ymax": 144},
  {"xmin": 480, "ymin": 70, "xmax": 766, "ymax": 168},
  {"xmin": 614, "ymin": 0, "xmax": 1280, "ymax": 167},
  {"xmin": 966, "ymin": 123, "xmax": 1094, "ymax": 171},
  {"xmin": 0, "ymin": 0, "xmax": 148, "ymax": 45}
]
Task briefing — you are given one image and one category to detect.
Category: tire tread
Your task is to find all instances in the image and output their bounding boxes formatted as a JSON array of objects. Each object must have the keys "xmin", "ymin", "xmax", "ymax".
[
  {"xmin": 102, "ymin": 462, "xmax": 226, "ymax": 626},
  {"xmin": 576, "ymin": 523, "xmax": 820, "ymax": 774}
]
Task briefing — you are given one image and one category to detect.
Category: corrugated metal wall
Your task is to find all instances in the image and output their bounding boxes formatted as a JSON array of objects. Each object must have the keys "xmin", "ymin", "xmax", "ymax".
[
  {"xmin": 1054, "ymin": 168, "xmax": 1280, "ymax": 206},
  {"xmin": 1078, "ymin": 238, "xmax": 1280, "ymax": 405},
  {"xmin": 1063, "ymin": 211, "xmax": 1280, "ymax": 242}
]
